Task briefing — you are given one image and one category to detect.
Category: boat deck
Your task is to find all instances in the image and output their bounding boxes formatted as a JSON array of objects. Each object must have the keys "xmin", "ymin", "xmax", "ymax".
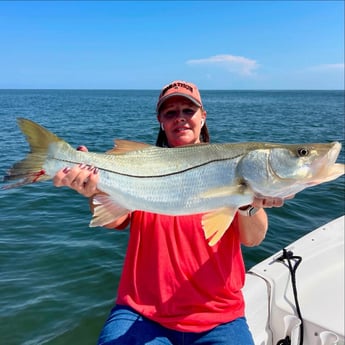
[{"xmin": 244, "ymin": 216, "xmax": 345, "ymax": 345}]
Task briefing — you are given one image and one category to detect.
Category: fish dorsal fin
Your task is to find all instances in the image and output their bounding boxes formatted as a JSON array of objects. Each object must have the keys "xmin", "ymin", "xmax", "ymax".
[
  {"xmin": 90, "ymin": 193, "xmax": 130, "ymax": 227},
  {"xmin": 201, "ymin": 207, "xmax": 237, "ymax": 246},
  {"xmin": 106, "ymin": 139, "xmax": 153, "ymax": 155}
]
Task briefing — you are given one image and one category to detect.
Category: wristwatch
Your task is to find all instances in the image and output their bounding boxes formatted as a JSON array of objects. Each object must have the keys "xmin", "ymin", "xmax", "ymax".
[{"xmin": 238, "ymin": 205, "xmax": 260, "ymax": 217}]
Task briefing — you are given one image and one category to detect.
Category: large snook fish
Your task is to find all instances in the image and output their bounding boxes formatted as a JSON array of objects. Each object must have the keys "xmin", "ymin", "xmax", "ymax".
[{"xmin": 2, "ymin": 118, "xmax": 345, "ymax": 245}]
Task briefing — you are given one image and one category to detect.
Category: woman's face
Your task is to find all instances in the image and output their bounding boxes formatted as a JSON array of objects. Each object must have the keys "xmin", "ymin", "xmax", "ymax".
[{"xmin": 158, "ymin": 96, "xmax": 206, "ymax": 147}]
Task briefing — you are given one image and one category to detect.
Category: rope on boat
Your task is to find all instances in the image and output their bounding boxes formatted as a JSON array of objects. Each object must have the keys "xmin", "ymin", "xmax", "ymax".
[
  {"xmin": 276, "ymin": 248, "xmax": 304, "ymax": 345},
  {"xmin": 276, "ymin": 336, "xmax": 291, "ymax": 345}
]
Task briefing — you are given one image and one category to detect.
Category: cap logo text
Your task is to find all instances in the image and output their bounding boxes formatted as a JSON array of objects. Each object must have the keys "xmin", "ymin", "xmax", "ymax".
[{"xmin": 161, "ymin": 82, "xmax": 193, "ymax": 97}]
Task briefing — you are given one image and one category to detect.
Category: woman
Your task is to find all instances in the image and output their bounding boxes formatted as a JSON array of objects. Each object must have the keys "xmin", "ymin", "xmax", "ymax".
[{"xmin": 54, "ymin": 81, "xmax": 286, "ymax": 344}]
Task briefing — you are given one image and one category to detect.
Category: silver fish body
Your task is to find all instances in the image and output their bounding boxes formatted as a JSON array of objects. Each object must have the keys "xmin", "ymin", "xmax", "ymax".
[
  {"xmin": 3, "ymin": 118, "xmax": 345, "ymax": 245},
  {"xmin": 48, "ymin": 140, "xmax": 342, "ymax": 213}
]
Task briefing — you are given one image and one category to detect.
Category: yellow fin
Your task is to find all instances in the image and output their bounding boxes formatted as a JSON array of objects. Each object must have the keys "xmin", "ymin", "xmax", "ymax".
[
  {"xmin": 201, "ymin": 207, "xmax": 236, "ymax": 246},
  {"xmin": 106, "ymin": 139, "xmax": 153, "ymax": 155},
  {"xmin": 90, "ymin": 193, "xmax": 130, "ymax": 227},
  {"xmin": 2, "ymin": 118, "xmax": 68, "ymax": 189}
]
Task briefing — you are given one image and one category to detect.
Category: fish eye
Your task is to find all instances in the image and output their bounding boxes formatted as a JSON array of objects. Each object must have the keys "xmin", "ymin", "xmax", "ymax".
[{"xmin": 297, "ymin": 147, "xmax": 309, "ymax": 157}]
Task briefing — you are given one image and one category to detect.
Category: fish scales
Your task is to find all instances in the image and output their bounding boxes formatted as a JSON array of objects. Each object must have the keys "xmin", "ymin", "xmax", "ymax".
[
  {"xmin": 2, "ymin": 118, "xmax": 344, "ymax": 246},
  {"xmin": 95, "ymin": 158, "xmax": 245, "ymax": 215}
]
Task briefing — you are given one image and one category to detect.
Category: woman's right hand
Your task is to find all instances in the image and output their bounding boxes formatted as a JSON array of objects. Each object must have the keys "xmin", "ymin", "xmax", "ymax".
[
  {"xmin": 53, "ymin": 145, "xmax": 100, "ymax": 198},
  {"xmin": 53, "ymin": 145, "xmax": 132, "ymax": 229}
]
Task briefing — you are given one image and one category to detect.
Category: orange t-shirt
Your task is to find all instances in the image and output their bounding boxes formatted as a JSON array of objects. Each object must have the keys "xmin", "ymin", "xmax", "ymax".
[{"xmin": 116, "ymin": 211, "xmax": 245, "ymax": 332}]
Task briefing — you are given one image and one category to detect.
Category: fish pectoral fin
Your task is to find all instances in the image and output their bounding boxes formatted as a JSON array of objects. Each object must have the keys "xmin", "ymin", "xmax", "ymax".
[
  {"xmin": 106, "ymin": 139, "xmax": 153, "ymax": 155},
  {"xmin": 90, "ymin": 193, "xmax": 130, "ymax": 227},
  {"xmin": 199, "ymin": 184, "xmax": 247, "ymax": 199},
  {"xmin": 201, "ymin": 207, "xmax": 236, "ymax": 246}
]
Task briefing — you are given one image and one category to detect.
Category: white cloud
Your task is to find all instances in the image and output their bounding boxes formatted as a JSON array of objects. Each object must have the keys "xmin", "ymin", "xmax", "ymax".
[
  {"xmin": 186, "ymin": 54, "xmax": 259, "ymax": 76},
  {"xmin": 307, "ymin": 63, "xmax": 344, "ymax": 71}
]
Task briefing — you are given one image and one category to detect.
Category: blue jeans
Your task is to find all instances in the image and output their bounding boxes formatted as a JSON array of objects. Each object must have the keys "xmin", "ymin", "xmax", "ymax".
[{"xmin": 97, "ymin": 305, "xmax": 255, "ymax": 345}]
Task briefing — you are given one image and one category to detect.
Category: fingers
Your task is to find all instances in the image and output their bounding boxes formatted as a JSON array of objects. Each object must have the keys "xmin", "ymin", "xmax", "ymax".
[
  {"xmin": 265, "ymin": 197, "xmax": 284, "ymax": 208},
  {"xmin": 252, "ymin": 196, "xmax": 284, "ymax": 208},
  {"xmin": 53, "ymin": 164, "xmax": 100, "ymax": 197},
  {"xmin": 252, "ymin": 192, "xmax": 296, "ymax": 209},
  {"xmin": 53, "ymin": 145, "xmax": 97, "ymax": 196},
  {"xmin": 78, "ymin": 167, "xmax": 99, "ymax": 197},
  {"xmin": 77, "ymin": 145, "xmax": 88, "ymax": 152}
]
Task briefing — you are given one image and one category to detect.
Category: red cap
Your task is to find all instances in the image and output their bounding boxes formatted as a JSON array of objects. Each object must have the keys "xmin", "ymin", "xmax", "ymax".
[{"xmin": 156, "ymin": 80, "xmax": 203, "ymax": 113}]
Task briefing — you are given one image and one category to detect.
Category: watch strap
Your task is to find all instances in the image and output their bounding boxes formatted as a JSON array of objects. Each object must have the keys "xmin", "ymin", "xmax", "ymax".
[{"xmin": 238, "ymin": 205, "xmax": 260, "ymax": 217}]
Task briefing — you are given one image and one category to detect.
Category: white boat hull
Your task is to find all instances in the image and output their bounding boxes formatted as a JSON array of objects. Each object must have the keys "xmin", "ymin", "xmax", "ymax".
[{"xmin": 243, "ymin": 215, "xmax": 345, "ymax": 345}]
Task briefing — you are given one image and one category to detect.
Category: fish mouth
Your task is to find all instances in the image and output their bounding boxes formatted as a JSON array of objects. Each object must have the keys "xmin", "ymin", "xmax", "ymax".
[
  {"xmin": 328, "ymin": 142, "xmax": 342, "ymax": 164},
  {"xmin": 311, "ymin": 142, "xmax": 343, "ymax": 183},
  {"xmin": 267, "ymin": 142, "xmax": 344, "ymax": 190},
  {"xmin": 318, "ymin": 142, "xmax": 341, "ymax": 167}
]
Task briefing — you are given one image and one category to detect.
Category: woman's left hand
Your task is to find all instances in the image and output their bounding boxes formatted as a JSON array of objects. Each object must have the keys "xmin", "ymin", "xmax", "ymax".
[{"xmin": 252, "ymin": 195, "xmax": 295, "ymax": 209}]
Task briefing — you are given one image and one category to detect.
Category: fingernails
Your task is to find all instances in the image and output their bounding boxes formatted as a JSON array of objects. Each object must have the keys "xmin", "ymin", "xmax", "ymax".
[
  {"xmin": 63, "ymin": 167, "xmax": 71, "ymax": 174},
  {"xmin": 93, "ymin": 167, "xmax": 99, "ymax": 174},
  {"xmin": 77, "ymin": 145, "xmax": 88, "ymax": 151},
  {"xmin": 79, "ymin": 163, "xmax": 86, "ymax": 169}
]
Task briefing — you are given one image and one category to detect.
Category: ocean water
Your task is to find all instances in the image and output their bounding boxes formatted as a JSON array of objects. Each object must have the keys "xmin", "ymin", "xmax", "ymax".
[{"xmin": 0, "ymin": 89, "xmax": 344, "ymax": 345}]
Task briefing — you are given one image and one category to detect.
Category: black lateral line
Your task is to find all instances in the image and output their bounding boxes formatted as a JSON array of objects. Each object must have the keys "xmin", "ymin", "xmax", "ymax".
[{"xmin": 55, "ymin": 154, "xmax": 241, "ymax": 179}]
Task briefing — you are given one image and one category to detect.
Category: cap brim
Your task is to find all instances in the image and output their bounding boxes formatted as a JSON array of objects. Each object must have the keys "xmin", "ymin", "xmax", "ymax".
[{"xmin": 156, "ymin": 93, "xmax": 202, "ymax": 113}]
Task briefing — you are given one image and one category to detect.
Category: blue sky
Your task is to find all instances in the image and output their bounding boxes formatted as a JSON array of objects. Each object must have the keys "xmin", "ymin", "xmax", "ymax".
[{"xmin": 0, "ymin": 1, "xmax": 343, "ymax": 90}]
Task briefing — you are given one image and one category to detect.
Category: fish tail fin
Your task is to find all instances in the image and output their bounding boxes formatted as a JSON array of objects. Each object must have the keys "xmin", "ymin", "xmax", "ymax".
[{"xmin": 2, "ymin": 118, "xmax": 64, "ymax": 189}]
